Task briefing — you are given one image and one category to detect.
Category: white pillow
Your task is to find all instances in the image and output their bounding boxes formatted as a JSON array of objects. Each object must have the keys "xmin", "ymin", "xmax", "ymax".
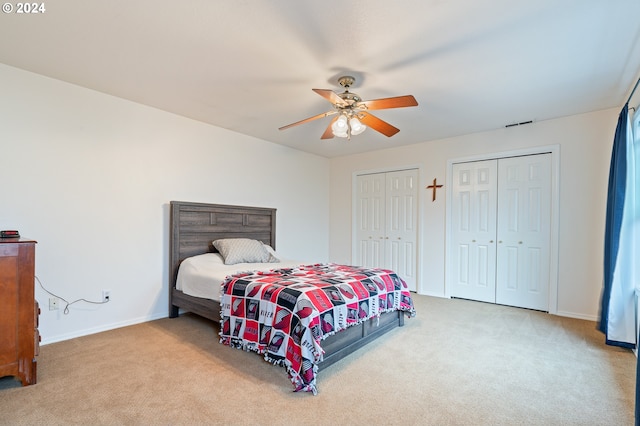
[
  {"xmin": 262, "ymin": 244, "xmax": 280, "ymax": 263},
  {"xmin": 213, "ymin": 238, "xmax": 272, "ymax": 265}
]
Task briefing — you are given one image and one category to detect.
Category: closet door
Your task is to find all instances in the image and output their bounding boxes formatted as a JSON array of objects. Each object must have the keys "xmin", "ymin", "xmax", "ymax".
[
  {"xmin": 355, "ymin": 173, "xmax": 387, "ymax": 268},
  {"xmin": 449, "ymin": 154, "xmax": 552, "ymax": 311},
  {"xmin": 385, "ymin": 170, "xmax": 418, "ymax": 291},
  {"xmin": 495, "ymin": 154, "xmax": 551, "ymax": 311},
  {"xmin": 450, "ymin": 160, "xmax": 498, "ymax": 303},
  {"xmin": 355, "ymin": 169, "xmax": 418, "ymax": 292}
]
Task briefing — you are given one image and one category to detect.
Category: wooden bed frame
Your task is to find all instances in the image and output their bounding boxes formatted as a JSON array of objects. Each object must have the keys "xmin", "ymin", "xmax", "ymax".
[{"xmin": 169, "ymin": 200, "xmax": 404, "ymax": 370}]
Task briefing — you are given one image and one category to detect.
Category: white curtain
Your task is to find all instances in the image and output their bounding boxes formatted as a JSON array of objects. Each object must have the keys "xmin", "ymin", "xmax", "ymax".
[{"xmin": 633, "ymin": 109, "xmax": 640, "ymax": 293}]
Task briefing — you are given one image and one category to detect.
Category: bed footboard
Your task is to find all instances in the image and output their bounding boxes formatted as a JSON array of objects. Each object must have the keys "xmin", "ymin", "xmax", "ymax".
[{"xmin": 318, "ymin": 310, "xmax": 404, "ymax": 371}]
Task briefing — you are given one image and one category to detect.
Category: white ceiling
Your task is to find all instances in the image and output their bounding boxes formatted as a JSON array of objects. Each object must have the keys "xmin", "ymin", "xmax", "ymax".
[{"xmin": 1, "ymin": 1, "xmax": 639, "ymax": 158}]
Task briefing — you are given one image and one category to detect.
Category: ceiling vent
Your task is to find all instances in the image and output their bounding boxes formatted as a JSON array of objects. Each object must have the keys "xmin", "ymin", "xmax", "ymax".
[{"xmin": 505, "ymin": 120, "xmax": 533, "ymax": 128}]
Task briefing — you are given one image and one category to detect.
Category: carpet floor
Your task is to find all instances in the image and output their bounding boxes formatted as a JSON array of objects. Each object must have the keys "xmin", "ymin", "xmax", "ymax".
[{"xmin": 0, "ymin": 295, "xmax": 635, "ymax": 425}]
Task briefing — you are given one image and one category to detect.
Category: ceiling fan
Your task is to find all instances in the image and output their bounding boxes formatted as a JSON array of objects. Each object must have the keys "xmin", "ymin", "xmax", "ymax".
[{"xmin": 279, "ymin": 76, "xmax": 418, "ymax": 140}]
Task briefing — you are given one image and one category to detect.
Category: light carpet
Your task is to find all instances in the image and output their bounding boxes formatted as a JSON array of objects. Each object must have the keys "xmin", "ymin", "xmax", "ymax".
[{"xmin": 0, "ymin": 295, "xmax": 634, "ymax": 425}]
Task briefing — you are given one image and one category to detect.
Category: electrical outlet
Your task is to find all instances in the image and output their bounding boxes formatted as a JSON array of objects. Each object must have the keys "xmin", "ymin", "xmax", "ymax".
[
  {"xmin": 102, "ymin": 289, "xmax": 111, "ymax": 303},
  {"xmin": 49, "ymin": 297, "xmax": 59, "ymax": 310}
]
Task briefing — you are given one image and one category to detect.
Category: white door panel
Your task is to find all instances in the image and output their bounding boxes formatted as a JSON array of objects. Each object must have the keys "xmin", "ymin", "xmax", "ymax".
[
  {"xmin": 356, "ymin": 173, "xmax": 386, "ymax": 268},
  {"xmin": 450, "ymin": 160, "xmax": 497, "ymax": 303},
  {"xmin": 355, "ymin": 169, "xmax": 418, "ymax": 291},
  {"xmin": 385, "ymin": 170, "xmax": 418, "ymax": 290},
  {"xmin": 496, "ymin": 154, "xmax": 551, "ymax": 311}
]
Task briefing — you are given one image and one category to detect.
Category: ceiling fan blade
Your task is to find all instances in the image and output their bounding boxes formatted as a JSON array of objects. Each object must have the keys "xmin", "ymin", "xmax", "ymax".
[
  {"xmin": 359, "ymin": 95, "xmax": 418, "ymax": 111},
  {"xmin": 359, "ymin": 112, "xmax": 400, "ymax": 137},
  {"xmin": 312, "ymin": 89, "xmax": 348, "ymax": 107},
  {"xmin": 320, "ymin": 117, "xmax": 338, "ymax": 139},
  {"xmin": 279, "ymin": 110, "xmax": 337, "ymax": 131}
]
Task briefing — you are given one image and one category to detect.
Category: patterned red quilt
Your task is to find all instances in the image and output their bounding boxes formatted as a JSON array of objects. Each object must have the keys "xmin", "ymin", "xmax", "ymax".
[{"xmin": 219, "ymin": 263, "xmax": 415, "ymax": 394}]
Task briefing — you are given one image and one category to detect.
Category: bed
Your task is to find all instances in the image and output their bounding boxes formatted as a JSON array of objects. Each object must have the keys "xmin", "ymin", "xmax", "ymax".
[{"xmin": 169, "ymin": 200, "xmax": 414, "ymax": 393}]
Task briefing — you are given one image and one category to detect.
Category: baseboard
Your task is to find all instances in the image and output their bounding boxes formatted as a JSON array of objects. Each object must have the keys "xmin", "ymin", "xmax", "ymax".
[
  {"xmin": 40, "ymin": 312, "xmax": 168, "ymax": 345},
  {"xmin": 555, "ymin": 310, "xmax": 598, "ymax": 322},
  {"xmin": 419, "ymin": 293, "xmax": 599, "ymax": 322},
  {"xmin": 418, "ymin": 291, "xmax": 447, "ymax": 298}
]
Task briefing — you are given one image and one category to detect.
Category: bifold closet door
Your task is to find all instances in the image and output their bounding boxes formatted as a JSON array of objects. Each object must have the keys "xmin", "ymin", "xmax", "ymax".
[
  {"xmin": 355, "ymin": 169, "xmax": 418, "ymax": 292},
  {"xmin": 450, "ymin": 160, "xmax": 498, "ymax": 303},
  {"xmin": 385, "ymin": 170, "xmax": 418, "ymax": 292},
  {"xmin": 450, "ymin": 154, "xmax": 551, "ymax": 311},
  {"xmin": 495, "ymin": 154, "xmax": 551, "ymax": 311},
  {"xmin": 355, "ymin": 173, "xmax": 387, "ymax": 269}
]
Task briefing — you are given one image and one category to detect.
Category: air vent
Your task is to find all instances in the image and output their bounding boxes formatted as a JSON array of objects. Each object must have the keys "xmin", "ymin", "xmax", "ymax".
[{"xmin": 505, "ymin": 120, "xmax": 533, "ymax": 128}]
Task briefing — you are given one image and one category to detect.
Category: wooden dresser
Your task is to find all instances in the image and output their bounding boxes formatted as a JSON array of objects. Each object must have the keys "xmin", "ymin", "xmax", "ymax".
[{"xmin": 0, "ymin": 238, "xmax": 38, "ymax": 386}]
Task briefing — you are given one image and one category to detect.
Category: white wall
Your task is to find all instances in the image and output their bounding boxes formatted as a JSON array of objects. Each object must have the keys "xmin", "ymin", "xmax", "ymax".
[
  {"xmin": 0, "ymin": 64, "xmax": 330, "ymax": 344},
  {"xmin": 329, "ymin": 109, "xmax": 618, "ymax": 320}
]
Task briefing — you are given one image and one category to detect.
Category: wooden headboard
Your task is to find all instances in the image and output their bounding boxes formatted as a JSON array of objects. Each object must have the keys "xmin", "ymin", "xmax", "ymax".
[{"xmin": 169, "ymin": 201, "xmax": 277, "ymax": 294}]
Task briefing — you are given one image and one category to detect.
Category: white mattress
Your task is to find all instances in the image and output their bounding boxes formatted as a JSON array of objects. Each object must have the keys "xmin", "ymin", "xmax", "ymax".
[{"xmin": 176, "ymin": 253, "xmax": 303, "ymax": 301}]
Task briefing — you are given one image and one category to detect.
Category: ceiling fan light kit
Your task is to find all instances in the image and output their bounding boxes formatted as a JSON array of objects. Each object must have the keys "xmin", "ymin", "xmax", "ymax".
[
  {"xmin": 331, "ymin": 113, "xmax": 366, "ymax": 139},
  {"xmin": 349, "ymin": 116, "xmax": 366, "ymax": 135},
  {"xmin": 331, "ymin": 114, "xmax": 349, "ymax": 137},
  {"xmin": 279, "ymin": 75, "xmax": 418, "ymax": 140}
]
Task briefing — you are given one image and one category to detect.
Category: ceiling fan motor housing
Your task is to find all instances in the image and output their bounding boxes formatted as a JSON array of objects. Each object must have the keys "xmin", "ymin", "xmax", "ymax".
[{"xmin": 338, "ymin": 92, "xmax": 361, "ymax": 104}]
